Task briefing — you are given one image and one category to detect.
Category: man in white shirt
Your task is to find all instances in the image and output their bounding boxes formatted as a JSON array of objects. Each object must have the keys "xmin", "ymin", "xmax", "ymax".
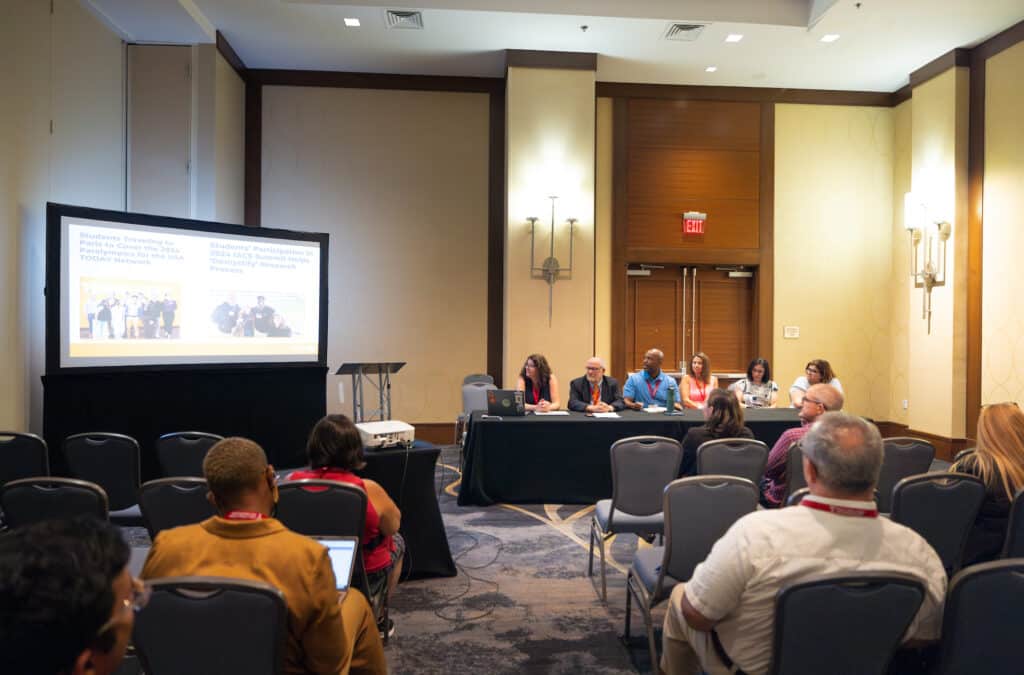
[{"xmin": 662, "ymin": 412, "xmax": 947, "ymax": 675}]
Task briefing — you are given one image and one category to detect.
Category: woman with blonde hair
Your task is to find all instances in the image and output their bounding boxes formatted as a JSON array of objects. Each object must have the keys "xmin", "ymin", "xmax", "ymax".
[{"xmin": 951, "ymin": 402, "xmax": 1024, "ymax": 565}]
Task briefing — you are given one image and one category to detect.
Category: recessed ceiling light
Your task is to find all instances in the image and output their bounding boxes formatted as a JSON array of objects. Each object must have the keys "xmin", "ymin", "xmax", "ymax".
[
  {"xmin": 820, "ymin": 34, "xmax": 840, "ymax": 43},
  {"xmin": 725, "ymin": 34, "xmax": 744, "ymax": 43},
  {"xmin": 344, "ymin": 17, "xmax": 361, "ymax": 27},
  {"xmin": 705, "ymin": 66, "xmax": 718, "ymax": 73}
]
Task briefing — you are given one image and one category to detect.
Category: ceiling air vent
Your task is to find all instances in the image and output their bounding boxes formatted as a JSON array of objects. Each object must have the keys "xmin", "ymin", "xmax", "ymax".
[
  {"xmin": 386, "ymin": 10, "xmax": 424, "ymax": 30},
  {"xmin": 664, "ymin": 22, "xmax": 708, "ymax": 42}
]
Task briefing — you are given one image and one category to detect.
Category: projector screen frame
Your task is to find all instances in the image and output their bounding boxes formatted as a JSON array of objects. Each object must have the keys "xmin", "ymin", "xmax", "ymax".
[{"xmin": 45, "ymin": 202, "xmax": 330, "ymax": 375}]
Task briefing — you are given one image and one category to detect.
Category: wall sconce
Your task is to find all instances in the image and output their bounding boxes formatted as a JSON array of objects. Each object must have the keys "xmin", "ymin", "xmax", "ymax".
[
  {"xmin": 904, "ymin": 192, "xmax": 952, "ymax": 334},
  {"xmin": 528, "ymin": 195, "xmax": 576, "ymax": 326}
]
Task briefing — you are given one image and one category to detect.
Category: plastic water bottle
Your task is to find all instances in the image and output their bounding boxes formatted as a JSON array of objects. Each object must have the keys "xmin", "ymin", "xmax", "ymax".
[{"xmin": 665, "ymin": 386, "xmax": 676, "ymax": 413}]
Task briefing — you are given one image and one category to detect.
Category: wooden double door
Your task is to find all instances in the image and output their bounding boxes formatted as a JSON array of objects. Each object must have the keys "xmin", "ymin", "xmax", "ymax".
[{"xmin": 625, "ymin": 265, "xmax": 755, "ymax": 375}]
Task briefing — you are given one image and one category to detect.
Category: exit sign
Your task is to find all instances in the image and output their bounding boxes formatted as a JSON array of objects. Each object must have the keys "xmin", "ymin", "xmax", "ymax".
[{"xmin": 682, "ymin": 211, "xmax": 706, "ymax": 236}]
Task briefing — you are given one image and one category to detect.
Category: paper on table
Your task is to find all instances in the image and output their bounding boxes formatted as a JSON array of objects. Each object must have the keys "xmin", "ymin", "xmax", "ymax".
[
  {"xmin": 592, "ymin": 412, "xmax": 620, "ymax": 418},
  {"xmin": 642, "ymin": 406, "xmax": 667, "ymax": 413},
  {"xmin": 532, "ymin": 410, "xmax": 570, "ymax": 416}
]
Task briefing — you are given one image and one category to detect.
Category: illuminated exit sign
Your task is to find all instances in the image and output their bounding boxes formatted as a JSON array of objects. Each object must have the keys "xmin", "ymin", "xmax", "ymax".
[{"xmin": 682, "ymin": 211, "xmax": 706, "ymax": 236}]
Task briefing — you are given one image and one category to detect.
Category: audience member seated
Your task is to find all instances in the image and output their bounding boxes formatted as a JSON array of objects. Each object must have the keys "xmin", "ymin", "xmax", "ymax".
[
  {"xmin": 681, "ymin": 352, "xmax": 719, "ymax": 410},
  {"xmin": 0, "ymin": 516, "xmax": 143, "ymax": 675},
  {"xmin": 789, "ymin": 358, "xmax": 844, "ymax": 407},
  {"xmin": 760, "ymin": 383, "xmax": 844, "ymax": 507},
  {"xmin": 680, "ymin": 388, "xmax": 755, "ymax": 476},
  {"xmin": 289, "ymin": 414, "xmax": 404, "ymax": 637},
  {"xmin": 623, "ymin": 348, "xmax": 682, "ymax": 410},
  {"xmin": 567, "ymin": 356, "xmax": 624, "ymax": 413},
  {"xmin": 141, "ymin": 437, "xmax": 386, "ymax": 675},
  {"xmin": 950, "ymin": 401, "xmax": 1024, "ymax": 566},
  {"xmin": 728, "ymin": 358, "xmax": 779, "ymax": 408},
  {"xmin": 515, "ymin": 353, "xmax": 561, "ymax": 412},
  {"xmin": 661, "ymin": 413, "xmax": 947, "ymax": 675}
]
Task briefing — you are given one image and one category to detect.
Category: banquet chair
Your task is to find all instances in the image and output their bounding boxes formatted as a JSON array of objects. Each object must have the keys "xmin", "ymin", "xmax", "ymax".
[
  {"xmin": 462, "ymin": 373, "xmax": 494, "ymax": 385},
  {"xmin": 1001, "ymin": 487, "xmax": 1024, "ymax": 558},
  {"xmin": 783, "ymin": 443, "xmax": 807, "ymax": 503},
  {"xmin": 877, "ymin": 437, "xmax": 935, "ymax": 513},
  {"xmin": 589, "ymin": 435, "xmax": 682, "ymax": 601},
  {"xmin": 133, "ymin": 576, "xmax": 286, "ymax": 675},
  {"xmin": 0, "ymin": 477, "xmax": 108, "ymax": 527},
  {"xmin": 0, "ymin": 431, "xmax": 49, "ymax": 485},
  {"xmin": 156, "ymin": 431, "xmax": 224, "ymax": 477},
  {"xmin": 139, "ymin": 477, "xmax": 215, "ymax": 538},
  {"xmin": 63, "ymin": 432, "xmax": 144, "ymax": 526},
  {"xmin": 786, "ymin": 487, "xmax": 810, "ymax": 506},
  {"xmin": 455, "ymin": 380, "xmax": 497, "ymax": 446},
  {"xmin": 624, "ymin": 476, "xmax": 758, "ymax": 672},
  {"xmin": 696, "ymin": 438, "xmax": 768, "ymax": 485}
]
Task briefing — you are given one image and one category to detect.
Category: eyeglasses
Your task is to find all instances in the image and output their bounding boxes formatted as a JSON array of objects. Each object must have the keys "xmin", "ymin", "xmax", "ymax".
[
  {"xmin": 585, "ymin": 366, "xmax": 603, "ymax": 371},
  {"xmin": 805, "ymin": 368, "xmax": 820, "ymax": 375},
  {"xmin": 804, "ymin": 396, "xmax": 827, "ymax": 410},
  {"xmin": 95, "ymin": 579, "xmax": 151, "ymax": 637}
]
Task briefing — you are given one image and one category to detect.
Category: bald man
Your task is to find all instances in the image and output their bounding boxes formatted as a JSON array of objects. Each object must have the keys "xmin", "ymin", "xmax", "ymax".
[
  {"xmin": 567, "ymin": 357, "xmax": 625, "ymax": 413},
  {"xmin": 623, "ymin": 348, "xmax": 682, "ymax": 410}
]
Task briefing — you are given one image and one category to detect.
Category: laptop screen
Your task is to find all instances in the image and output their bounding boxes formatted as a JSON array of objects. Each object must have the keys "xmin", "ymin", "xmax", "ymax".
[{"xmin": 315, "ymin": 537, "xmax": 358, "ymax": 591}]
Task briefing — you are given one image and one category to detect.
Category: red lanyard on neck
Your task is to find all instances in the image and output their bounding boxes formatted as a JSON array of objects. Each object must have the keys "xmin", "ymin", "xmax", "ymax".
[
  {"xmin": 801, "ymin": 497, "xmax": 878, "ymax": 518},
  {"xmin": 646, "ymin": 375, "xmax": 660, "ymax": 399},
  {"xmin": 223, "ymin": 510, "xmax": 267, "ymax": 521}
]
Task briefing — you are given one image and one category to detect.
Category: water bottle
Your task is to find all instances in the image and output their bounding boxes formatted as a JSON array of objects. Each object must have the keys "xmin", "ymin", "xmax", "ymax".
[{"xmin": 665, "ymin": 386, "xmax": 676, "ymax": 413}]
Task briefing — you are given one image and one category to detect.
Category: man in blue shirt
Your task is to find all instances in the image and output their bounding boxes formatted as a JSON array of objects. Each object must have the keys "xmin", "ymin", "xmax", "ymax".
[{"xmin": 623, "ymin": 348, "xmax": 682, "ymax": 410}]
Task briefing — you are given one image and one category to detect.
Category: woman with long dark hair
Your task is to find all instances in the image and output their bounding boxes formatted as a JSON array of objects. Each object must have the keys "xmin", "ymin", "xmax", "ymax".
[{"xmin": 516, "ymin": 353, "xmax": 561, "ymax": 412}]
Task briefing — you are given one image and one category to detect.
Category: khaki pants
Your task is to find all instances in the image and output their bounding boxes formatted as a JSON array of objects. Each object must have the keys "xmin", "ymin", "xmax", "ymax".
[
  {"xmin": 341, "ymin": 591, "xmax": 387, "ymax": 675},
  {"xmin": 661, "ymin": 584, "xmax": 738, "ymax": 675}
]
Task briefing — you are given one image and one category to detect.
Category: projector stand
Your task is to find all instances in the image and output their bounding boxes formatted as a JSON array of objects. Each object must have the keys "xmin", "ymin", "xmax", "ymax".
[{"xmin": 336, "ymin": 362, "xmax": 406, "ymax": 422}]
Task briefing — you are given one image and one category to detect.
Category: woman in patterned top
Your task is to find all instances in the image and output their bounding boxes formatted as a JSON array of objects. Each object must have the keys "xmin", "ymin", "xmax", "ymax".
[{"xmin": 729, "ymin": 358, "xmax": 779, "ymax": 408}]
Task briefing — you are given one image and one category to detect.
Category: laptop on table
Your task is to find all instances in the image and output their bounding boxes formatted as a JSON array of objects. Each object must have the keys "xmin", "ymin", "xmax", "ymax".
[{"xmin": 486, "ymin": 389, "xmax": 526, "ymax": 416}]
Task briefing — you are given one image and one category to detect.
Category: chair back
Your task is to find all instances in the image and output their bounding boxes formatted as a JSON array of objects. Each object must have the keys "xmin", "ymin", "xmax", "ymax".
[
  {"xmin": 786, "ymin": 487, "xmax": 810, "ymax": 507},
  {"xmin": 661, "ymin": 476, "xmax": 758, "ymax": 591},
  {"xmin": 139, "ymin": 478, "xmax": 215, "ymax": 538},
  {"xmin": 0, "ymin": 477, "xmax": 108, "ymax": 527},
  {"xmin": 63, "ymin": 433, "xmax": 141, "ymax": 511},
  {"xmin": 936, "ymin": 559, "xmax": 1024, "ymax": 675},
  {"xmin": 156, "ymin": 432, "xmax": 223, "ymax": 477},
  {"xmin": 1002, "ymin": 487, "xmax": 1024, "ymax": 558},
  {"xmin": 0, "ymin": 432, "xmax": 49, "ymax": 485},
  {"xmin": 133, "ymin": 576, "xmax": 286, "ymax": 675},
  {"xmin": 696, "ymin": 438, "xmax": 768, "ymax": 485},
  {"xmin": 783, "ymin": 443, "xmax": 808, "ymax": 501},
  {"xmin": 463, "ymin": 373, "xmax": 494, "ymax": 385},
  {"xmin": 769, "ymin": 572, "xmax": 925, "ymax": 675},
  {"xmin": 877, "ymin": 437, "xmax": 936, "ymax": 512},
  {"xmin": 891, "ymin": 472, "xmax": 986, "ymax": 575},
  {"xmin": 609, "ymin": 436, "xmax": 683, "ymax": 521},
  {"xmin": 462, "ymin": 382, "xmax": 497, "ymax": 414}
]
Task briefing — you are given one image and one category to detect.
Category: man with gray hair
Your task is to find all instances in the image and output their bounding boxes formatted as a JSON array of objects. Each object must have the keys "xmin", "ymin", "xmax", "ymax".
[
  {"xmin": 661, "ymin": 413, "xmax": 947, "ymax": 675},
  {"xmin": 567, "ymin": 357, "xmax": 625, "ymax": 412}
]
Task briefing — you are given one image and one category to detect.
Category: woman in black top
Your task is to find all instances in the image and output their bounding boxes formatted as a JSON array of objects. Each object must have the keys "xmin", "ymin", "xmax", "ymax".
[
  {"xmin": 680, "ymin": 388, "xmax": 754, "ymax": 476},
  {"xmin": 515, "ymin": 353, "xmax": 561, "ymax": 412},
  {"xmin": 951, "ymin": 402, "xmax": 1024, "ymax": 565}
]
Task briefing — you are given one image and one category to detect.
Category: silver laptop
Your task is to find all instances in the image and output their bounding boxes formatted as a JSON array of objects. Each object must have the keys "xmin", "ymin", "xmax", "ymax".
[
  {"xmin": 314, "ymin": 536, "xmax": 359, "ymax": 591},
  {"xmin": 487, "ymin": 389, "xmax": 526, "ymax": 416}
]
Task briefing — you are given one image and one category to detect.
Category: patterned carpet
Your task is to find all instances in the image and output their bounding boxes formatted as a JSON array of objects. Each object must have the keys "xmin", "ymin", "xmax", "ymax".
[{"xmin": 384, "ymin": 446, "xmax": 657, "ymax": 674}]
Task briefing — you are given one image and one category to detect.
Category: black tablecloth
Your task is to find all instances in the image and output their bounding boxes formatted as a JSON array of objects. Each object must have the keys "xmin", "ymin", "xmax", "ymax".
[
  {"xmin": 280, "ymin": 441, "xmax": 456, "ymax": 580},
  {"xmin": 458, "ymin": 409, "xmax": 801, "ymax": 506}
]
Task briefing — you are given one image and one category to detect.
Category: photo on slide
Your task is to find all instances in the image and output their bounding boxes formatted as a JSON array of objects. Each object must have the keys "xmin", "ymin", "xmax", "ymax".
[
  {"xmin": 209, "ymin": 292, "xmax": 306, "ymax": 339},
  {"xmin": 79, "ymin": 278, "xmax": 182, "ymax": 341}
]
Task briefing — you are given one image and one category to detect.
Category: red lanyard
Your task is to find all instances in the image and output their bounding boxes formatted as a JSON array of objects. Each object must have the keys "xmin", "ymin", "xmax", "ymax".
[
  {"xmin": 223, "ymin": 510, "xmax": 267, "ymax": 520},
  {"xmin": 532, "ymin": 383, "xmax": 541, "ymax": 403},
  {"xmin": 646, "ymin": 376, "xmax": 660, "ymax": 399},
  {"xmin": 801, "ymin": 498, "xmax": 878, "ymax": 518}
]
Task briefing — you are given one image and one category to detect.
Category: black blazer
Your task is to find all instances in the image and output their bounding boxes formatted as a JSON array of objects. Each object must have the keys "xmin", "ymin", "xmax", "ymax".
[{"xmin": 567, "ymin": 375, "xmax": 625, "ymax": 412}]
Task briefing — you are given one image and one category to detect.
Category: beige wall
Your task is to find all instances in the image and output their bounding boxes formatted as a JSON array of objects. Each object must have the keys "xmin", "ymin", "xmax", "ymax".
[
  {"xmin": 213, "ymin": 52, "xmax": 245, "ymax": 224},
  {"xmin": 774, "ymin": 104, "xmax": 895, "ymax": 420},
  {"xmin": 260, "ymin": 86, "xmax": 489, "ymax": 423},
  {"xmin": 889, "ymin": 99, "xmax": 913, "ymax": 425},
  {"xmin": 982, "ymin": 41, "xmax": 1024, "ymax": 405},
  {"xmin": 504, "ymin": 66, "xmax": 596, "ymax": 389},
  {"xmin": 0, "ymin": 0, "xmax": 125, "ymax": 431},
  {"xmin": 595, "ymin": 97, "xmax": 613, "ymax": 370},
  {"xmin": 907, "ymin": 68, "xmax": 970, "ymax": 438}
]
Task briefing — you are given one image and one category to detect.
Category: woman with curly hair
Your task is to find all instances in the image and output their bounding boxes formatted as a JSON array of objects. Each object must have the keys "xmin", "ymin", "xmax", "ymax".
[{"xmin": 516, "ymin": 353, "xmax": 561, "ymax": 412}]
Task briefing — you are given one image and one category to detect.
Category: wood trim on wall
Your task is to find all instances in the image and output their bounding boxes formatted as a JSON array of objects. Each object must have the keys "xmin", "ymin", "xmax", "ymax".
[
  {"xmin": 487, "ymin": 84, "xmax": 506, "ymax": 386},
  {"xmin": 874, "ymin": 421, "xmax": 969, "ymax": 463},
  {"xmin": 757, "ymin": 102, "xmax": 775, "ymax": 367},
  {"xmin": 246, "ymin": 69, "xmax": 503, "ymax": 93},
  {"xmin": 243, "ymin": 83, "xmax": 262, "ymax": 226},
  {"xmin": 609, "ymin": 98, "xmax": 629, "ymax": 381},
  {"xmin": 909, "ymin": 48, "xmax": 971, "ymax": 89},
  {"xmin": 966, "ymin": 53, "xmax": 985, "ymax": 440},
  {"xmin": 215, "ymin": 30, "xmax": 247, "ymax": 79},
  {"xmin": 971, "ymin": 18, "xmax": 1024, "ymax": 61},
  {"xmin": 506, "ymin": 50, "xmax": 597, "ymax": 71},
  {"xmin": 891, "ymin": 85, "xmax": 912, "ymax": 106},
  {"xmin": 595, "ymin": 82, "xmax": 893, "ymax": 107}
]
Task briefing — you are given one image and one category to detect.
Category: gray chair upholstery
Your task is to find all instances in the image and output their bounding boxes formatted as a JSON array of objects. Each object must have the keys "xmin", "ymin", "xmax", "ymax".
[
  {"xmin": 891, "ymin": 472, "xmax": 986, "ymax": 576},
  {"xmin": 456, "ymin": 381, "xmax": 498, "ymax": 445},
  {"xmin": 0, "ymin": 431, "xmax": 49, "ymax": 485},
  {"xmin": 63, "ymin": 432, "xmax": 143, "ymax": 526},
  {"xmin": 935, "ymin": 559, "xmax": 1024, "ymax": 675},
  {"xmin": 139, "ymin": 477, "xmax": 215, "ymax": 538},
  {"xmin": 877, "ymin": 437, "xmax": 935, "ymax": 513},
  {"xmin": 786, "ymin": 487, "xmax": 810, "ymax": 506},
  {"xmin": 133, "ymin": 576, "xmax": 286, "ymax": 675},
  {"xmin": 696, "ymin": 438, "xmax": 769, "ymax": 485},
  {"xmin": 625, "ymin": 476, "xmax": 758, "ymax": 671},
  {"xmin": 768, "ymin": 572, "xmax": 925, "ymax": 675},
  {"xmin": 0, "ymin": 477, "xmax": 108, "ymax": 527},
  {"xmin": 783, "ymin": 442, "xmax": 807, "ymax": 502},
  {"xmin": 463, "ymin": 373, "xmax": 494, "ymax": 385},
  {"xmin": 156, "ymin": 431, "xmax": 224, "ymax": 477},
  {"xmin": 1002, "ymin": 487, "xmax": 1024, "ymax": 558},
  {"xmin": 588, "ymin": 435, "xmax": 682, "ymax": 601}
]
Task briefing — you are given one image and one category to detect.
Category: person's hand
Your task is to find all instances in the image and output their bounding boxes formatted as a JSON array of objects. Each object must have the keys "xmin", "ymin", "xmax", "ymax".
[
  {"xmin": 599, "ymin": 402, "xmax": 614, "ymax": 413},
  {"xmin": 629, "ymin": 400, "xmax": 643, "ymax": 410},
  {"xmin": 537, "ymin": 399, "xmax": 551, "ymax": 412}
]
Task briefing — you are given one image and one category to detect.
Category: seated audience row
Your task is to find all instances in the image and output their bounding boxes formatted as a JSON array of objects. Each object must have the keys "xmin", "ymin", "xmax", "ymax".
[{"xmin": 680, "ymin": 389, "xmax": 754, "ymax": 476}]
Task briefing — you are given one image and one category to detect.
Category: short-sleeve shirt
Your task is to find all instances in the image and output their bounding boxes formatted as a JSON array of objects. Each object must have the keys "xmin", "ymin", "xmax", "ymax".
[
  {"xmin": 623, "ymin": 369, "xmax": 680, "ymax": 406},
  {"xmin": 790, "ymin": 375, "xmax": 843, "ymax": 396},
  {"xmin": 728, "ymin": 378, "xmax": 779, "ymax": 408},
  {"xmin": 683, "ymin": 496, "xmax": 947, "ymax": 675}
]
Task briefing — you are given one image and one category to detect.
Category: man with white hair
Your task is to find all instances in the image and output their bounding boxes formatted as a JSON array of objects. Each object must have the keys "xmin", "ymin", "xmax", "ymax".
[
  {"xmin": 661, "ymin": 413, "xmax": 947, "ymax": 675},
  {"xmin": 567, "ymin": 357, "xmax": 624, "ymax": 413},
  {"xmin": 623, "ymin": 348, "xmax": 682, "ymax": 410}
]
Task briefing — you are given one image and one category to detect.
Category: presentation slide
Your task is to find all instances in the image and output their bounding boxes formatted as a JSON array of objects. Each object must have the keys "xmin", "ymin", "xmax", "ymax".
[{"xmin": 58, "ymin": 213, "xmax": 324, "ymax": 369}]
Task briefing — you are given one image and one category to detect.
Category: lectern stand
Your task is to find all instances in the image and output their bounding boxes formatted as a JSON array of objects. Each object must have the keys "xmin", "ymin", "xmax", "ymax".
[{"xmin": 336, "ymin": 362, "xmax": 406, "ymax": 422}]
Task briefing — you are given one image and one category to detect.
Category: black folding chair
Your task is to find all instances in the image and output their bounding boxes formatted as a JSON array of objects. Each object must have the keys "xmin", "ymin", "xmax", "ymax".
[
  {"xmin": 139, "ymin": 478, "xmax": 215, "ymax": 538},
  {"xmin": 155, "ymin": 432, "xmax": 223, "ymax": 477},
  {"xmin": 0, "ymin": 477, "xmax": 108, "ymax": 527},
  {"xmin": 696, "ymin": 438, "xmax": 769, "ymax": 485},
  {"xmin": 783, "ymin": 443, "xmax": 807, "ymax": 503},
  {"xmin": 877, "ymin": 437, "xmax": 935, "ymax": 513},
  {"xmin": 63, "ymin": 432, "xmax": 143, "ymax": 526},
  {"xmin": 133, "ymin": 576, "xmax": 286, "ymax": 675},
  {"xmin": 1002, "ymin": 487, "xmax": 1024, "ymax": 558},
  {"xmin": 0, "ymin": 432, "xmax": 49, "ymax": 485}
]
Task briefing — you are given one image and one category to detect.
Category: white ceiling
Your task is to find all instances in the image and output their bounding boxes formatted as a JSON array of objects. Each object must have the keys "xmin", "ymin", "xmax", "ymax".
[{"xmin": 85, "ymin": 0, "xmax": 1024, "ymax": 92}]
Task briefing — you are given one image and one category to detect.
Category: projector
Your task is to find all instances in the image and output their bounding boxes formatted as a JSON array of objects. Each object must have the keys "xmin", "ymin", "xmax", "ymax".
[{"xmin": 356, "ymin": 420, "xmax": 415, "ymax": 449}]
